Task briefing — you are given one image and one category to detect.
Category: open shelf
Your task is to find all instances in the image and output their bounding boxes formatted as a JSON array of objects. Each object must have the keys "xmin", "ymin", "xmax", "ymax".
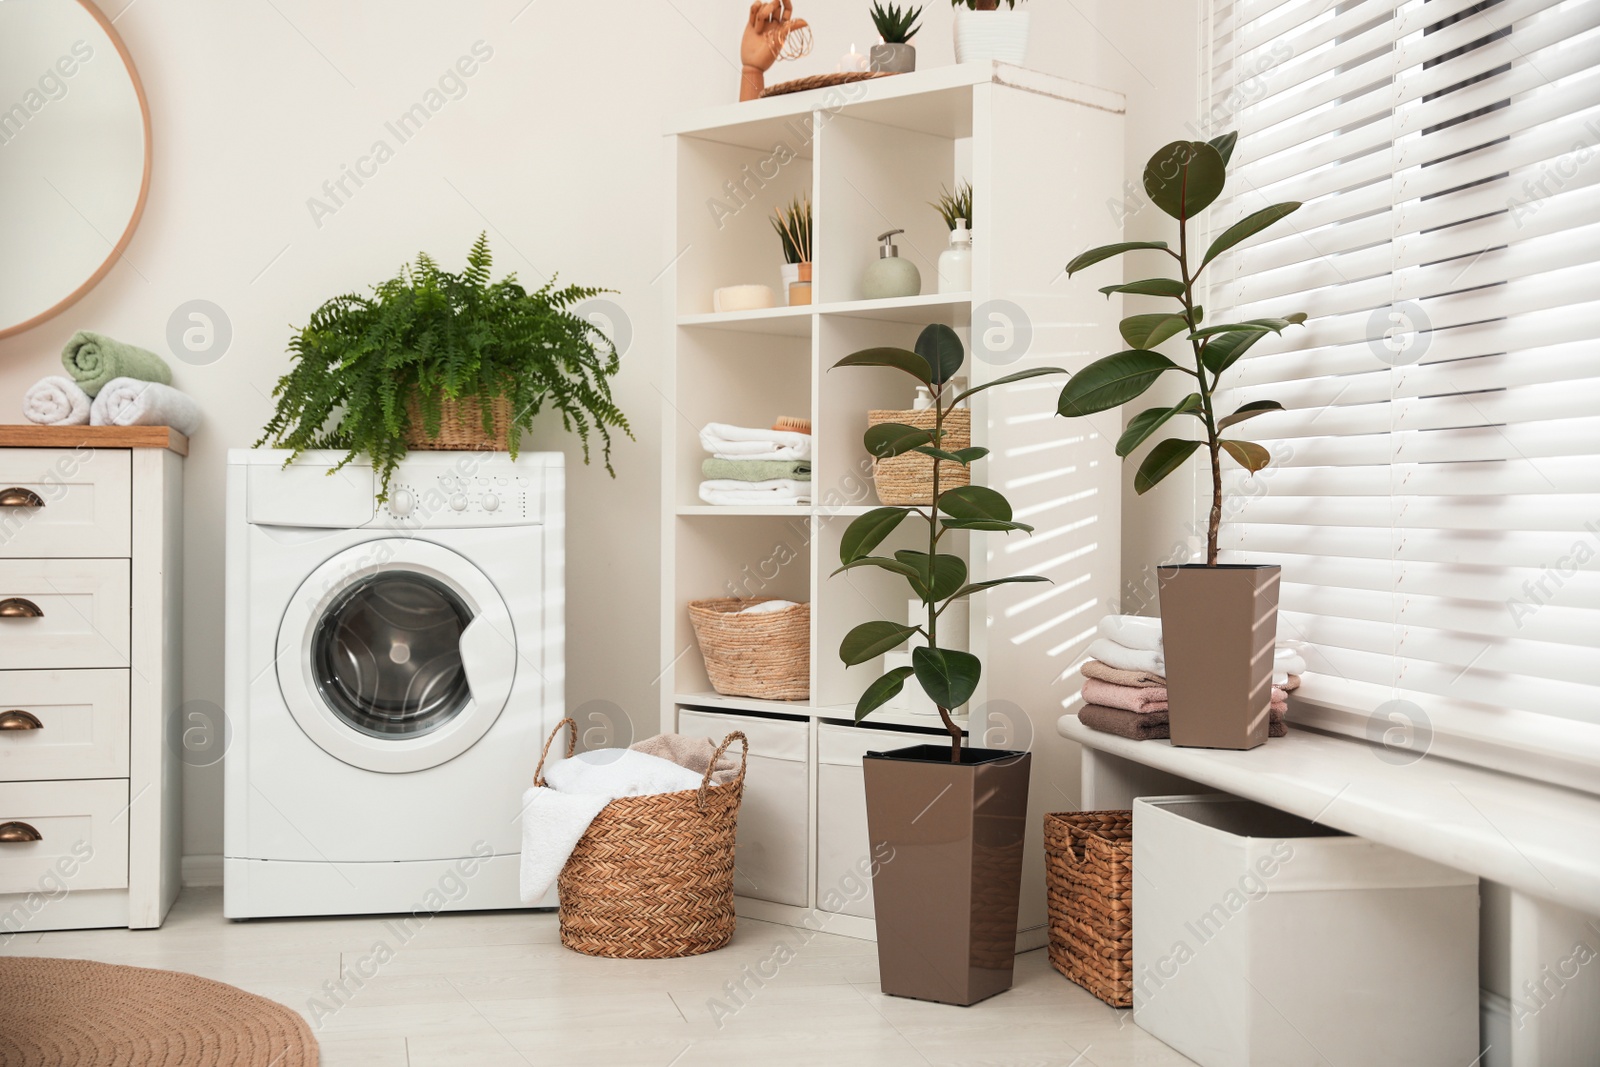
[
  {"xmin": 675, "ymin": 505, "xmax": 811, "ymax": 517},
  {"xmin": 675, "ymin": 690, "xmax": 967, "ymax": 735},
  {"xmin": 677, "ymin": 305, "xmax": 812, "ymax": 337}
]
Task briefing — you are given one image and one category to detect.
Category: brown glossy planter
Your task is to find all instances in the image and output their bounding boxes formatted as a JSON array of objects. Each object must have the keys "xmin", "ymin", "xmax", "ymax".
[
  {"xmin": 863, "ymin": 744, "xmax": 1031, "ymax": 1006},
  {"xmin": 1158, "ymin": 564, "xmax": 1281, "ymax": 750}
]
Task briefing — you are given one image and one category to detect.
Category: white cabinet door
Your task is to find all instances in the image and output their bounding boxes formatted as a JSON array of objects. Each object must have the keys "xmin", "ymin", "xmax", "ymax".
[
  {"xmin": 0, "ymin": 778, "xmax": 129, "ymax": 894},
  {"xmin": 0, "ymin": 559, "xmax": 131, "ymax": 670},
  {"xmin": 0, "ymin": 448, "xmax": 131, "ymax": 558},
  {"xmin": 0, "ymin": 670, "xmax": 129, "ymax": 781},
  {"xmin": 816, "ymin": 724, "xmax": 943, "ymax": 920},
  {"xmin": 679, "ymin": 709, "xmax": 809, "ymax": 908}
]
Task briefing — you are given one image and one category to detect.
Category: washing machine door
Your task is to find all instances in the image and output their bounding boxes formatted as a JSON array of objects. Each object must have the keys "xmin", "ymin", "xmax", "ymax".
[{"xmin": 276, "ymin": 539, "xmax": 516, "ymax": 773}]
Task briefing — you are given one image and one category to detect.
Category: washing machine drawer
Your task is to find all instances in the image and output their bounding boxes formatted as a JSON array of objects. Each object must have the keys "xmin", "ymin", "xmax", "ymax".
[
  {"xmin": 0, "ymin": 560, "xmax": 130, "ymax": 670},
  {"xmin": 0, "ymin": 449, "xmax": 131, "ymax": 559},
  {"xmin": 0, "ymin": 779, "xmax": 129, "ymax": 894},
  {"xmin": 0, "ymin": 670, "xmax": 129, "ymax": 782}
]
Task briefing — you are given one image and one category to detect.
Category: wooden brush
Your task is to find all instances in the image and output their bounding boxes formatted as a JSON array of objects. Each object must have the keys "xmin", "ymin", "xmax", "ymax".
[{"xmin": 772, "ymin": 416, "xmax": 811, "ymax": 435}]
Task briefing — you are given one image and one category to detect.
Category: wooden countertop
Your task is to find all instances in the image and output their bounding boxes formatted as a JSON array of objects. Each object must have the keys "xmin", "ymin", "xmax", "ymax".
[{"xmin": 0, "ymin": 425, "xmax": 188, "ymax": 456}]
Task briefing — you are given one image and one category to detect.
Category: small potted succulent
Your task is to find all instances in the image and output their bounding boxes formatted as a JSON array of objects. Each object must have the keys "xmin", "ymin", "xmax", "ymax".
[
  {"xmin": 259, "ymin": 233, "xmax": 632, "ymax": 501},
  {"xmin": 833, "ymin": 324, "xmax": 1065, "ymax": 1005},
  {"xmin": 869, "ymin": 1, "xmax": 922, "ymax": 73},
  {"xmin": 951, "ymin": 0, "xmax": 1029, "ymax": 66},
  {"xmin": 770, "ymin": 195, "xmax": 813, "ymax": 306},
  {"xmin": 1055, "ymin": 132, "xmax": 1303, "ymax": 750},
  {"xmin": 931, "ymin": 179, "xmax": 973, "ymax": 233}
]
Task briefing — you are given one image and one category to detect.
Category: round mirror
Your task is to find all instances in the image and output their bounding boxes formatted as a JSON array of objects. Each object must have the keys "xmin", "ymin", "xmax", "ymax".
[{"xmin": 0, "ymin": 0, "xmax": 150, "ymax": 340}]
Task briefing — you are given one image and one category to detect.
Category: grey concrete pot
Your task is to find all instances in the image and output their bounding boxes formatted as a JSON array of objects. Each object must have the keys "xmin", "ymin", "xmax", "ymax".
[{"xmin": 870, "ymin": 43, "xmax": 917, "ymax": 73}]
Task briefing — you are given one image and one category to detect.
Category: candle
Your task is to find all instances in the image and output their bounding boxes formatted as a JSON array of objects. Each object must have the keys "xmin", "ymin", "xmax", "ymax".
[{"xmin": 839, "ymin": 44, "xmax": 868, "ymax": 73}]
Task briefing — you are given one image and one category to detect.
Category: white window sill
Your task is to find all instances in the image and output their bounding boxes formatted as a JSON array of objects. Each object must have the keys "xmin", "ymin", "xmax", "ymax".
[{"xmin": 1056, "ymin": 714, "xmax": 1600, "ymax": 915}]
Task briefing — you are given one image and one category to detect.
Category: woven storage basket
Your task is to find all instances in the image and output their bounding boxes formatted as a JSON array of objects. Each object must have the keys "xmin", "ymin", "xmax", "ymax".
[
  {"xmin": 1044, "ymin": 810, "xmax": 1134, "ymax": 1007},
  {"xmin": 687, "ymin": 598, "xmax": 809, "ymax": 700},
  {"xmin": 869, "ymin": 408, "xmax": 971, "ymax": 506},
  {"xmin": 404, "ymin": 394, "xmax": 513, "ymax": 451},
  {"xmin": 536, "ymin": 718, "xmax": 749, "ymax": 959}
]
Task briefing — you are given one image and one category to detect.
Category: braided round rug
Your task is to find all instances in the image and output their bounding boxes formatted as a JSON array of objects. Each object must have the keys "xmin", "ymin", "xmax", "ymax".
[{"xmin": 0, "ymin": 957, "xmax": 317, "ymax": 1066}]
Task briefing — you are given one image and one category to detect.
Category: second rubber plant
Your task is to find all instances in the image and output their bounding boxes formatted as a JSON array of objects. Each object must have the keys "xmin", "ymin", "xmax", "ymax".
[{"xmin": 832, "ymin": 324, "xmax": 1065, "ymax": 762}]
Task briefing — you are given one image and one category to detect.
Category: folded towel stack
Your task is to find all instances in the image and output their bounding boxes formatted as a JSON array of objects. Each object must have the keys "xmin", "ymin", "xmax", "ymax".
[
  {"xmin": 23, "ymin": 331, "xmax": 200, "ymax": 435},
  {"xmin": 698, "ymin": 422, "xmax": 812, "ymax": 505},
  {"xmin": 1076, "ymin": 614, "xmax": 1307, "ymax": 742}
]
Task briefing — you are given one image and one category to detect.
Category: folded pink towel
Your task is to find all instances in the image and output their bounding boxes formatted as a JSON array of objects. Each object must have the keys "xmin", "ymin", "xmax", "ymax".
[
  {"xmin": 1080, "ymin": 659, "xmax": 1165, "ymax": 688},
  {"xmin": 1082, "ymin": 677, "xmax": 1288, "ymax": 715}
]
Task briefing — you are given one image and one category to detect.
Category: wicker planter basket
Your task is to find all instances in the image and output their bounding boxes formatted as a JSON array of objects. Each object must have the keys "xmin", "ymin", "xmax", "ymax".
[
  {"xmin": 687, "ymin": 598, "xmax": 809, "ymax": 700},
  {"xmin": 869, "ymin": 408, "xmax": 971, "ymax": 506},
  {"xmin": 404, "ymin": 394, "xmax": 513, "ymax": 451},
  {"xmin": 1044, "ymin": 810, "xmax": 1134, "ymax": 1007},
  {"xmin": 536, "ymin": 718, "xmax": 749, "ymax": 959}
]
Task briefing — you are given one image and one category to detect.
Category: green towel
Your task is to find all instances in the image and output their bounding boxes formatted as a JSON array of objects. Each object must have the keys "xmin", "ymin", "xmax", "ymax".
[
  {"xmin": 61, "ymin": 331, "xmax": 172, "ymax": 397},
  {"xmin": 702, "ymin": 458, "xmax": 811, "ymax": 482}
]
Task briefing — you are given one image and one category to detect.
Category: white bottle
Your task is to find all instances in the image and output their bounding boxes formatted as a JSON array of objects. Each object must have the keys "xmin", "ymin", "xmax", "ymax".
[{"xmin": 937, "ymin": 218, "xmax": 973, "ymax": 294}]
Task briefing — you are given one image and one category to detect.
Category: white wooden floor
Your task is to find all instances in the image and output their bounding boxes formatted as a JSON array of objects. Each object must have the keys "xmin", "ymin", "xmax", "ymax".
[{"xmin": 4, "ymin": 889, "xmax": 1197, "ymax": 1066}]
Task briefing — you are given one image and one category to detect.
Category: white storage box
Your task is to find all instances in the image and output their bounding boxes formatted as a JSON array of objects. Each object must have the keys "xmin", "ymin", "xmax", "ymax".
[{"xmin": 1132, "ymin": 794, "xmax": 1478, "ymax": 1067}]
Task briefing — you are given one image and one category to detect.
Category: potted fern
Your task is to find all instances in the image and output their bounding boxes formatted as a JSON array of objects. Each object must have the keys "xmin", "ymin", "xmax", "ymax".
[
  {"xmin": 259, "ymin": 233, "xmax": 631, "ymax": 501},
  {"xmin": 1055, "ymin": 132, "xmax": 1303, "ymax": 749},
  {"xmin": 869, "ymin": 2, "xmax": 921, "ymax": 73},
  {"xmin": 951, "ymin": 0, "xmax": 1029, "ymax": 66},
  {"xmin": 833, "ymin": 323, "xmax": 1064, "ymax": 1005},
  {"xmin": 770, "ymin": 195, "xmax": 812, "ymax": 306}
]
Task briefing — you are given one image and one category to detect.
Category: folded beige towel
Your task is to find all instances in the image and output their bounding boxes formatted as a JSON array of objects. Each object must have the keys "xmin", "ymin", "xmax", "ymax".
[
  {"xmin": 1082, "ymin": 677, "xmax": 1287, "ymax": 715},
  {"xmin": 630, "ymin": 733, "xmax": 740, "ymax": 786},
  {"xmin": 1080, "ymin": 658, "xmax": 1166, "ymax": 689},
  {"xmin": 1079, "ymin": 704, "xmax": 1287, "ymax": 742}
]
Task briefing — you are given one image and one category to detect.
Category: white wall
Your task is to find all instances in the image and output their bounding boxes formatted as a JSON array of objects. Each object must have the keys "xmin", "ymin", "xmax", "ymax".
[{"xmin": 0, "ymin": 0, "xmax": 1199, "ymax": 863}]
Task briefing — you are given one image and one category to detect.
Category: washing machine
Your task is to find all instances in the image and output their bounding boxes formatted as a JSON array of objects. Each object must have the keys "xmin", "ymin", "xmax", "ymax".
[{"xmin": 223, "ymin": 449, "xmax": 562, "ymax": 918}]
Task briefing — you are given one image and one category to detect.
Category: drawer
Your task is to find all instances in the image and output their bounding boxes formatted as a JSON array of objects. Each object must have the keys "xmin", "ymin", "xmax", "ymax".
[
  {"xmin": 0, "ymin": 449, "xmax": 131, "ymax": 558},
  {"xmin": 0, "ymin": 670, "xmax": 129, "ymax": 781},
  {"xmin": 0, "ymin": 778, "xmax": 129, "ymax": 894},
  {"xmin": 0, "ymin": 560, "xmax": 130, "ymax": 670}
]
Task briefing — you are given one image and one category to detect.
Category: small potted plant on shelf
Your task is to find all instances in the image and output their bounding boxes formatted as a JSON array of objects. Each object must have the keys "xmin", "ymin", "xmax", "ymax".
[
  {"xmin": 951, "ymin": 0, "xmax": 1029, "ymax": 66},
  {"xmin": 259, "ymin": 232, "xmax": 632, "ymax": 501},
  {"xmin": 931, "ymin": 179, "xmax": 973, "ymax": 233},
  {"xmin": 1055, "ymin": 131, "xmax": 1303, "ymax": 750},
  {"xmin": 869, "ymin": 1, "xmax": 921, "ymax": 73},
  {"xmin": 832, "ymin": 324, "xmax": 1065, "ymax": 1005},
  {"xmin": 770, "ymin": 195, "xmax": 813, "ymax": 306}
]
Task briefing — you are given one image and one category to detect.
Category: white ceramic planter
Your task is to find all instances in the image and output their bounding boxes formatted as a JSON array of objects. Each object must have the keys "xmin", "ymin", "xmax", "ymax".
[
  {"xmin": 953, "ymin": 7, "xmax": 1030, "ymax": 65},
  {"xmin": 780, "ymin": 261, "xmax": 800, "ymax": 305}
]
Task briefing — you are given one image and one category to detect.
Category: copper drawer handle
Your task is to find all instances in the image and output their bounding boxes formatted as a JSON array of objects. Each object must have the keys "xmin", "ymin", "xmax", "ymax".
[
  {"xmin": 0, "ymin": 821, "xmax": 42, "ymax": 843},
  {"xmin": 0, "ymin": 710, "xmax": 43, "ymax": 731},
  {"xmin": 0, "ymin": 488, "xmax": 44, "ymax": 508},
  {"xmin": 0, "ymin": 598, "xmax": 43, "ymax": 619}
]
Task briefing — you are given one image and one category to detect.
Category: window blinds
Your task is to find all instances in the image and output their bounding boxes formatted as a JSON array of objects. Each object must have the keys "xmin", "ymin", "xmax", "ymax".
[{"xmin": 1200, "ymin": 0, "xmax": 1600, "ymax": 777}]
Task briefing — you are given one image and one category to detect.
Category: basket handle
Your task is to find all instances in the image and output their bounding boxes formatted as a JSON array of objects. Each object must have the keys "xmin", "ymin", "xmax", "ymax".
[
  {"xmin": 697, "ymin": 731, "xmax": 749, "ymax": 811},
  {"xmin": 532, "ymin": 717, "xmax": 577, "ymax": 787}
]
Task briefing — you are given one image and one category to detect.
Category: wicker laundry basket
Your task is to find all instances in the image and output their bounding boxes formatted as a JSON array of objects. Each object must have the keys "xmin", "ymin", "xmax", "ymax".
[
  {"xmin": 687, "ymin": 598, "xmax": 809, "ymax": 700},
  {"xmin": 404, "ymin": 394, "xmax": 513, "ymax": 451},
  {"xmin": 536, "ymin": 718, "xmax": 749, "ymax": 959},
  {"xmin": 868, "ymin": 408, "xmax": 971, "ymax": 506},
  {"xmin": 1044, "ymin": 810, "xmax": 1134, "ymax": 1007}
]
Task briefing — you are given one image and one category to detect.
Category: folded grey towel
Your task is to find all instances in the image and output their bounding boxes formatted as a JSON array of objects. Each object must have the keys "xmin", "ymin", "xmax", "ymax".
[{"xmin": 701, "ymin": 458, "xmax": 811, "ymax": 482}]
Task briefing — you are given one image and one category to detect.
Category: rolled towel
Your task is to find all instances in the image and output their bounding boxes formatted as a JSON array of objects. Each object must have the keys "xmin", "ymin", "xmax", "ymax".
[
  {"xmin": 1096, "ymin": 614, "xmax": 1163, "ymax": 653},
  {"xmin": 698, "ymin": 478, "xmax": 811, "ymax": 506},
  {"xmin": 1080, "ymin": 659, "xmax": 1165, "ymax": 689},
  {"xmin": 1275, "ymin": 647, "xmax": 1307, "ymax": 676},
  {"xmin": 89, "ymin": 377, "xmax": 201, "ymax": 436},
  {"xmin": 701, "ymin": 458, "xmax": 811, "ymax": 482},
  {"xmin": 1086, "ymin": 637, "xmax": 1164, "ymax": 676},
  {"xmin": 61, "ymin": 331, "xmax": 172, "ymax": 397},
  {"xmin": 700, "ymin": 422, "xmax": 812, "ymax": 462},
  {"xmin": 22, "ymin": 376, "xmax": 91, "ymax": 426},
  {"xmin": 1079, "ymin": 704, "xmax": 1287, "ymax": 742},
  {"xmin": 1282, "ymin": 674, "xmax": 1302, "ymax": 691}
]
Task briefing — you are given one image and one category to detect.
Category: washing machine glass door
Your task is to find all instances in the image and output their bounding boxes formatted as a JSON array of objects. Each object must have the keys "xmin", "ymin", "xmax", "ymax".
[{"xmin": 277, "ymin": 539, "xmax": 517, "ymax": 773}]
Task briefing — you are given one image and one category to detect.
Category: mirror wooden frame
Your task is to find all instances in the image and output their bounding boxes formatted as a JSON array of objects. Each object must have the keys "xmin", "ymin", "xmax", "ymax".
[{"xmin": 0, "ymin": 0, "xmax": 152, "ymax": 341}]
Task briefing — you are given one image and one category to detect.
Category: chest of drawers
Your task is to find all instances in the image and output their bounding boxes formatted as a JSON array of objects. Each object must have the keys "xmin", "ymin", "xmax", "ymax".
[{"xmin": 0, "ymin": 426, "xmax": 185, "ymax": 935}]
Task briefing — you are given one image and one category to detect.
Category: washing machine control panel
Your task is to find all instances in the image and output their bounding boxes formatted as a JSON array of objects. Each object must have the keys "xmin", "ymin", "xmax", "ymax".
[{"xmin": 373, "ymin": 457, "xmax": 552, "ymax": 527}]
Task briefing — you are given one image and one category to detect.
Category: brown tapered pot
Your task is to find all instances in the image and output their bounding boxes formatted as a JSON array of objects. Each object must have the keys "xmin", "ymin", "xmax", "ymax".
[
  {"xmin": 1158, "ymin": 564, "xmax": 1281, "ymax": 750},
  {"xmin": 863, "ymin": 745, "xmax": 1031, "ymax": 1006}
]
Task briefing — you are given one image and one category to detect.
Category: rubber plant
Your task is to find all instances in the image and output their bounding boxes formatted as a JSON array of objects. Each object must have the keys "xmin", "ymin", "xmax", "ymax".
[
  {"xmin": 833, "ymin": 324, "xmax": 1064, "ymax": 762},
  {"xmin": 1055, "ymin": 131, "xmax": 1304, "ymax": 564},
  {"xmin": 259, "ymin": 233, "xmax": 631, "ymax": 501}
]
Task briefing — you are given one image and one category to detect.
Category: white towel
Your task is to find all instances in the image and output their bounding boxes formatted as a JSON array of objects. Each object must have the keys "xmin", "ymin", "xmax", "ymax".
[
  {"xmin": 699, "ymin": 478, "xmax": 811, "ymax": 506},
  {"xmin": 22, "ymin": 376, "xmax": 91, "ymax": 426},
  {"xmin": 1096, "ymin": 614, "xmax": 1164, "ymax": 653},
  {"xmin": 519, "ymin": 749, "xmax": 705, "ymax": 904},
  {"xmin": 90, "ymin": 377, "xmax": 201, "ymax": 436},
  {"xmin": 1274, "ymin": 647, "xmax": 1306, "ymax": 677},
  {"xmin": 699, "ymin": 423, "xmax": 812, "ymax": 462},
  {"xmin": 1086, "ymin": 637, "xmax": 1166, "ymax": 675}
]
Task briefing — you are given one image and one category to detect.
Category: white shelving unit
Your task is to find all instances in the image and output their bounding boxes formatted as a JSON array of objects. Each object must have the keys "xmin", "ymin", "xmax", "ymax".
[{"xmin": 661, "ymin": 63, "xmax": 1126, "ymax": 943}]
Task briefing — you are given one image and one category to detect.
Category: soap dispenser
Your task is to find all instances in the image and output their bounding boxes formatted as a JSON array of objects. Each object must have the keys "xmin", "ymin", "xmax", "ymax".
[
  {"xmin": 861, "ymin": 229, "xmax": 922, "ymax": 300},
  {"xmin": 937, "ymin": 219, "xmax": 972, "ymax": 294}
]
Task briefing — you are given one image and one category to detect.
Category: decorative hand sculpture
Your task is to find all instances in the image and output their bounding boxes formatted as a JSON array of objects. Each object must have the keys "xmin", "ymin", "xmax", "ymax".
[{"xmin": 740, "ymin": 0, "xmax": 809, "ymax": 101}]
